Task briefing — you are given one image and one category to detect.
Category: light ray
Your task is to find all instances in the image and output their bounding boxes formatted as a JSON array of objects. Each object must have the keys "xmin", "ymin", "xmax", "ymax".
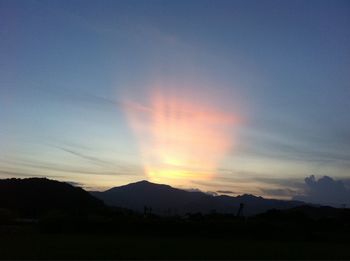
[{"xmin": 123, "ymin": 83, "xmax": 240, "ymax": 185}]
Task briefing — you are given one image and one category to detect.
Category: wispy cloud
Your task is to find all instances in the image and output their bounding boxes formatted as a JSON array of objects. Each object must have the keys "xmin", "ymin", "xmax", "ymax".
[
  {"xmin": 237, "ymin": 129, "xmax": 350, "ymax": 165},
  {"xmin": 52, "ymin": 145, "xmax": 112, "ymax": 167},
  {"xmin": 0, "ymin": 169, "xmax": 81, "ymax": 182},
  {"xmin": 65, "ymin": 180, "xmax": 84, "ymax": 187},
  {"xmin": 15, "ymin": 161, "xmax": 136, "ymax": 176},
  {"xmin": 260, "ymin": 188, "xmax": 299, "ymax": 198},
  {"xmin": 216, "ymin": 190, "xmax": 235, "ymax": 194}
]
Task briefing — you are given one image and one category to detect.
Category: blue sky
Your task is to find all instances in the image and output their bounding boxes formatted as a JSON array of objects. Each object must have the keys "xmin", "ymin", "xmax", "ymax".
[{"xmin": 1, "ymin": 0, "xmax": 349, "ymax": 204}]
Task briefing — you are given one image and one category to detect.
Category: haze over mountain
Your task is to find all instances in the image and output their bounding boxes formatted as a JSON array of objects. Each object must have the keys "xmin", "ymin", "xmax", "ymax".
[{"xmin": 91, "ymin": 180, "xmax": 306, "ymax": 216}]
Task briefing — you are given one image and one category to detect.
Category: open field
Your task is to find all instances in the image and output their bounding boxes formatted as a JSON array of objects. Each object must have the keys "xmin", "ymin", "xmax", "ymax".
[{"xmin": 1, "ymin": 233, "xmax": 349, "ymax": 260}]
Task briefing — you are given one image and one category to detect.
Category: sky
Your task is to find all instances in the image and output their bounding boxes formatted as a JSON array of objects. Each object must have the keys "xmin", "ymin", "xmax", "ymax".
[{"xmin": 1, "ymin": 0, "xmax": 350, "ymax": 206}]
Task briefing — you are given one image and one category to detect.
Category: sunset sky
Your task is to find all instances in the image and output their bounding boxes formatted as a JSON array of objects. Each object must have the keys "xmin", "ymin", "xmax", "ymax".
[{"xmin": 1, "ymin": 0, "xmax": 350, "ymax": 203}]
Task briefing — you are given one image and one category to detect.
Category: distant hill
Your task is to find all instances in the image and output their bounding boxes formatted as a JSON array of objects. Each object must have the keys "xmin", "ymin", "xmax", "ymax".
[
  {"xmin": 0, "ymin": 178, "xmax": 104, "ymax": 217},
  {"xmin": 91, "ymin": 180, "xmax": 306, "ymax": 216}
]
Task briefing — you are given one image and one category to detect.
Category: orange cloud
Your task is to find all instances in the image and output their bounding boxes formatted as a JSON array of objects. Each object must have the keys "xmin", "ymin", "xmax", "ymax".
[{"xmin": 123, "ymin": 83, "xmax": 240, "ymax": 185}]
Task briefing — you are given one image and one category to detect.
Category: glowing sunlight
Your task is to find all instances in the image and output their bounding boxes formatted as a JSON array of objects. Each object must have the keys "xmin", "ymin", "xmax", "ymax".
[{"xmin": 123, "ymin": 83, "xmax": 241, "ymax": 185}]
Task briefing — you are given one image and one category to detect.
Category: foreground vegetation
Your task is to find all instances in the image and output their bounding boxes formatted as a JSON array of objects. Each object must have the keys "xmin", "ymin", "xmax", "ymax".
[
  {"xmin": 1, "ymin": 208, "xmax": 350, "ymax": 259},
  {"xmin": 1, "ymin": 233, "xmax": 349, "ymax": 259}
]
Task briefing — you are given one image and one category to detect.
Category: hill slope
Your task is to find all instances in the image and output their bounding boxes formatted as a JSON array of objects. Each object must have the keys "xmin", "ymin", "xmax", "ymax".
[{"xmin": 0, "ymin": 178, "xmax": 104, "ymax": 217}]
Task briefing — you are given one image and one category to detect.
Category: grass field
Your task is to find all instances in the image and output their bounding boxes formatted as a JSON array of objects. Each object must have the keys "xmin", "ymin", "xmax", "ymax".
[{"xmin": 1, "ymin": 233, "xmax": 349, "ymax": 259}]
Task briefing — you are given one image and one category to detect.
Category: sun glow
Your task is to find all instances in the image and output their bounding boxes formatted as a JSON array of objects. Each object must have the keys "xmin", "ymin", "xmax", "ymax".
[{"xmin": 123, "ymin": 82, "xmax": 240, "ymax": 185}]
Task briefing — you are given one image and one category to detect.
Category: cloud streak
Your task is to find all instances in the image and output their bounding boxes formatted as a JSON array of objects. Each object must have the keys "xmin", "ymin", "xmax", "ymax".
[
  {"xmin": 53, "ymin": 145, "xmax": 112, "ymax": 167},
  {"xmin": 216, "ymin": 190, "xmax": 235, "ymax": 194}
]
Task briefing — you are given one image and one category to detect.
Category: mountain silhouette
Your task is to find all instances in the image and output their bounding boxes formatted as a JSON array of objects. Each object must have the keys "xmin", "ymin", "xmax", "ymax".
[
  {"xmin": 0, "ymin": 178, "xmax": 104, "ymax": 217},
  {"xmin": 91, "ymin": 180, "xmax": 305, "ymax": 216}
]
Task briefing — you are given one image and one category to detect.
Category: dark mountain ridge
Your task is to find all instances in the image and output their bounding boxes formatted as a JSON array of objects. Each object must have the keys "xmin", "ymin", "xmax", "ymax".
[
  {"xmin": 0, "ymin": 177, "xmax": 346, "ymax": 221},
  {"xmin": 92, "ymin": 180, "xmax": 306, "ymax": 216}
]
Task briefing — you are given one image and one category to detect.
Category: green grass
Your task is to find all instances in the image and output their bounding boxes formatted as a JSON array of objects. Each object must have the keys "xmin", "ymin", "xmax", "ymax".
[{"xmin": 0, "ymin": 234, "xmax": 349, "ymax": 259}]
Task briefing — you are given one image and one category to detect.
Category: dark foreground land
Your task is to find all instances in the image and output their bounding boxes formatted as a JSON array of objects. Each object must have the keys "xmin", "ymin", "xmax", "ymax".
[
  {"xmin": 1, "ymin": 210, "xmax": 350, "ymax": 260},
  {"xmin": 1, "ymin": 178, "xmax": 349, "ymax": 259},
  {"xmin": 1, "ymin": 234, "xmax": 350, "ymax": 260}
]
